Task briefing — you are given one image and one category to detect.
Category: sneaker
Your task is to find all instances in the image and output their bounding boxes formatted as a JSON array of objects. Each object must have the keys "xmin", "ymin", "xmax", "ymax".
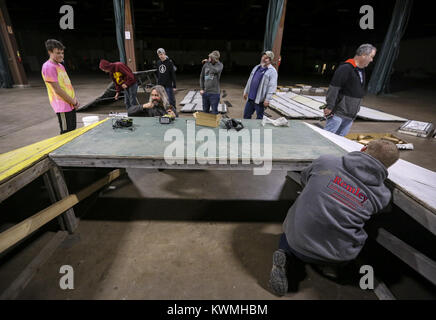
[
  {"xmin": 312, "ymin": 264, "xmax": 340, "ymax": 280},
  {"xmin": 269, "ymin": 249, "xmax": 288, "ymax": 296}
]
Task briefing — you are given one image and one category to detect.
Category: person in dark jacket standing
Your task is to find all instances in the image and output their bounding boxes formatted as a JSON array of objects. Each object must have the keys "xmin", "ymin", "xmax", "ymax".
[
  {"xmin": 200, "ymin": 50, "xmax": 223, "ymax": 114},
  {"xmin": 127, "ymin": 85, "xmax": 177, "ymax": 117},
  {"xmin": 324, "ymin": 44, "xmax": 376, "ymax": 136},
  {"xmin": 99, "ymin": 59, "xmax": 138, "ymax": 112},
  {"xmin": 156, "ymin": 48, "xmax": 177, "ymax": 109},
  {"xmin": 269, "ymin": 139, "xmax": 399, "ymax": 296}
]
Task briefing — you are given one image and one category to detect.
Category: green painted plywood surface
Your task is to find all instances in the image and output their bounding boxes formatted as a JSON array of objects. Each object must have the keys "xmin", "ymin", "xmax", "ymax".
[{"xmin": 50, "ymin": 118, "xmax": 346, "ymax": 162}]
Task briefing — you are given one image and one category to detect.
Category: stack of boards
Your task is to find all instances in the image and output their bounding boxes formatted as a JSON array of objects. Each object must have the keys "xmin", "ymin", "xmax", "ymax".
[
  {"xmin": 269, "ymin": 92, "xmax": 408, "ymax": 122},
  {"xmin": 269, "ymin": 92, "xmax": 325, "ymax": 119},
  {"xmin": 346, "ymin": 133, "xmax": 413, "ymax": 150},
  {"xmin": 398, "ymin": 120, "xmax": 435, "ymax": 137},
  {"xmin": 180, "ymin": 90, "xmax": 228, "ymax": 114},
  {"xmin": 278, "ymin": 84, "xmax": 327, "ymax": 95}
]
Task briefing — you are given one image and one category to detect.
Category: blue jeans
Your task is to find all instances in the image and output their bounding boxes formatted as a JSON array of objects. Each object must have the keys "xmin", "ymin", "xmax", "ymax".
[
  {"xmin": 243, "ymin": 99, "xmax": 265, "ymax": 119},
  {"xmin": 124, "ymin": 82, "xmax": 139, "ymax": 111},
  {"xmin": 324, "ymin": 114, "xmax": 354, "ymax": 136},
  {"xmin": 165, "ymin": 87, "xmax": 176, "ymax": 107},
  {"xmin": 279, "ymin": 233, "xmax": 345, "ymax": 266},
  {"xmin": 202, "ymin": 92, "xmax": 220, "ymax": 114}
]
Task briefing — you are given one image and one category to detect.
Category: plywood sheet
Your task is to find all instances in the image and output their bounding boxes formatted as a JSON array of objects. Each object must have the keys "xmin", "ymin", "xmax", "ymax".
[{"xmin": 50, "ymin": 118, "xmax": 346, "ymax": 163}]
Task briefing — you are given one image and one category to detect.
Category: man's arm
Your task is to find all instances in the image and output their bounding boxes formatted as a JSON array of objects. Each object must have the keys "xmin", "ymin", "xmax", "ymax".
[
  {"xmin": 264, "ymin": 69, "xmax": 278, "ymax": 105},
  {"xmin": 127, "ymin": 103, "xmax": 150, "ymax": 117},
  {"xmin": 199, "ymin": 65, "xmax": 205, "ymax": 91},
  {"xmin": 300, "ymin": 157, "xmax": 322, "ymax": 187},
  {"xmin": 300, "ymin": 165, "xmax": 312, "ymax": 188},
  {"xmin": 325, "ymin": 65, "xmax": 349, "ymax": 113},
  {"xmin": 48, "ymin": 81, "xmax": 78, "ymax": 108},
  {"xmin": 208, "ymin": 62, "xmax": 223, "ymax": 75},
  {"xmin": 170, "ymin": 61, "xmax": 177, "ymax": 88},
  {"xmin": 116, "ymin": 63, "xmax": 136, "ymax": 89},
  {"xmin": 243, "ymin": 66, "xmax": 256, "ymax": 96}
]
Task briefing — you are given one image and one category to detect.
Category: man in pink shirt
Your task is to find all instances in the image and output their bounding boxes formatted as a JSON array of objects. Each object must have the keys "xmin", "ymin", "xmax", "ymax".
[{"xmin": 41, "ymin": 39, "xmax": 79, "ymax": 134}]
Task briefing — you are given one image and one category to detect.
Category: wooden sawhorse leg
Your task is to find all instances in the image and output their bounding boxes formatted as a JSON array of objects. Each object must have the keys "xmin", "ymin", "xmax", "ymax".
[{"xmin": 44, "ymin": 166, "xmax": 78, "ymax": 233}]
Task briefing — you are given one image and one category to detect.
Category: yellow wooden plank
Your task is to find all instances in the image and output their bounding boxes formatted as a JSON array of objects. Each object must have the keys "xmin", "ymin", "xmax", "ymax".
[{"xmin": 0, "ymin": 119, "xmax": 108, "ymax": 182}]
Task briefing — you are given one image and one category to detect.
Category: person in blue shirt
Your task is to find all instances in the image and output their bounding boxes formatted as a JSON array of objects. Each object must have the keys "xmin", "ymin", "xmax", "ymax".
[{"xmin": 243, "ymin": 51, "xmax": 278, "ymax": 119}]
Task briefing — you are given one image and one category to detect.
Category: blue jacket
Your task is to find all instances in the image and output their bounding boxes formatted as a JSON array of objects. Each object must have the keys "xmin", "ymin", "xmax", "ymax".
[{"xmin": 243, "ymin": 64, "xmax": 278, "ymax": 104}]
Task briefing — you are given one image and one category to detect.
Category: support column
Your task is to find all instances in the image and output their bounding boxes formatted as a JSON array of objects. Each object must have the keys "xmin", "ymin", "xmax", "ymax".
[
  {"xmin": 0, "ymin": 0, "xmax": 28, "ymax": 86},
  {"xmin": 124, "ymin": 0, "xmax": 137, "ymax": 72},
  {"xmin": 271, "ymin": 0, "xmax": 287, "ymax": 71}
]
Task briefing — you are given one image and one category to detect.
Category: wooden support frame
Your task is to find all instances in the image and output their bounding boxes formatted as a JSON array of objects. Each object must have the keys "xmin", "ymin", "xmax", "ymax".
[
  {"xmin": 0, "ymin": 169, "xmax": 122, "ymax": 254},
  {"xmin": 47, "ymin": 166, "xmax": 78, "ymax": 233},
  {"xmin": 0, "ymin": 157, "xmax": 77, "ymax": 233},
  {"xmin": 0, "ymin": 231, "xmax": 68, "ymax": 300},
  {"xmin": 376, "ymin": 228, "xmax": 436, "ymax": 287},
  {"xmin": 42, "ymin": 173, "xmax": 66, "ymax": 232},
  {"xmin": 50, "ymin": 157, "xmax": 310, "ymax": 172},
  {"xmin": 0, "ymin": 157, "xmax": 52, "ymax": 203},
  {"xmin": 391, "ymin": 188, "xmax": 436, "ymax": 236}
]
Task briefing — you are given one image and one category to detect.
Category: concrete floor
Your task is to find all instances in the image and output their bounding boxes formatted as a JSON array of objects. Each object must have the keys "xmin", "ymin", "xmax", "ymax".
[{"xmin": 0, "ymin": 72, "xmax": 435, "ymax": 299}]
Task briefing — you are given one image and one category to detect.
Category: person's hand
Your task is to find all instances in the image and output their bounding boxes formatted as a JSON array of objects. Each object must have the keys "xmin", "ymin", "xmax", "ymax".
[
  {"xmin": 143, "ymin": 102, "xmax": 153, "ymax": 109},
  {"xmin": 173, "ymin": 88, "xmax": 177, "ymax": 93},
  {"xmin": 114, "ymin": 92, "xmax": 119, "ymax": 100},
  {"xmin": 202, "ymin": 59, "xmax": 208, "ymax": 64},
  {"xmin": 243, "ymin": 93, "xmax": 248, "ymax": 100},
  {"xmin": 324, "ymin": 108, "xmax": 332, "ymax": 117},
  {"xmin": 167, "ymin": 110, "xmax": 176, "ymax": 118},
  {"xmin": 72, "ymin": 98, "xmax": 79, "ymax": 110},
  {"xmin": 121, "ymin": 83, "xmax": 128, "ymax": 89},
  {"xmin": 263, "ymin": 100, "xmax": 269, "ymax": 107},
  {"xmin": 200, "ymin": 90, "xmax": 204, "ymax": 95}
]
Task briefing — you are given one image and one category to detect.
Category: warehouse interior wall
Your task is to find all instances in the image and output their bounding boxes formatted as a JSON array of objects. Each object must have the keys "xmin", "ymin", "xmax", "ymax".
[{"xmin": 2, "ymin": 0, "xmax": 435, "ymax": 89}]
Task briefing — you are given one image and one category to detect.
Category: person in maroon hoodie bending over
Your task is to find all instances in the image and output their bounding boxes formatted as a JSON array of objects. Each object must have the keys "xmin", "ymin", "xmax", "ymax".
[{"xmin": 99, "ymin": 59, "xmax": 138, "ymax": 112}]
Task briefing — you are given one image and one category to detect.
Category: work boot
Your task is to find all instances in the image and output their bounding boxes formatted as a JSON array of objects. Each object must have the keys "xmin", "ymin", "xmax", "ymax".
[{"xmin": 269, "ymin": 249, "xmax": 289, "ymax": 296}]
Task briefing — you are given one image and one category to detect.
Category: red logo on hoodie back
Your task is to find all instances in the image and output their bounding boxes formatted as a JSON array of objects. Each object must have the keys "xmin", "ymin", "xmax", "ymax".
[{"xmin": 330, "ymin": 176, "xmax": 368, "ymax": 204}]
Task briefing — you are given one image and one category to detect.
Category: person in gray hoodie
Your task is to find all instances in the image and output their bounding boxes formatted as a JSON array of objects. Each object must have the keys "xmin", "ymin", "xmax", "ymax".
[
  {"xmin": 243, "ymin": 51, "xmax": 278, "ymax": 119},
  {"xmin": 200, "ymin": 50, "xmax": 223, "ymax": 114},
  {"xmin": 269, "ymin": 139, "xmax": 399, "ymax": 296}
]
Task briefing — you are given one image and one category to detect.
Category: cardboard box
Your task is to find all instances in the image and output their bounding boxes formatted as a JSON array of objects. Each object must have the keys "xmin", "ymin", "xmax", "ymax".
[{"xmin": 193, "ymin": 112, "xmax": 222, "ymax": 128}]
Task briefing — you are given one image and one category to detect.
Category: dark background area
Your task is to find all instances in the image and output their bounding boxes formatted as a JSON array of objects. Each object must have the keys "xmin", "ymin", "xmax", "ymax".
[{"xmin": 4, "ymin": 0, "xmax": 436, "ymax": 84}]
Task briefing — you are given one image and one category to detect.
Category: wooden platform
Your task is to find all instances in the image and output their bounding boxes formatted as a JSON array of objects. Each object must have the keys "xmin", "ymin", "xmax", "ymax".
[{"xmin": 48, "ymin": 118, "xmax": 346, "ymax": 171}]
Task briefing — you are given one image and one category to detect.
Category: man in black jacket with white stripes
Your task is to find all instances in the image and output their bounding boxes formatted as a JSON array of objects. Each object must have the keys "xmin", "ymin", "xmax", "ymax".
[
  {"xmin": 324, "ymin": 44, "xmax": 376, "ymax": 136},
  {"xmin": 156, "ymin": 48, "xmax": 177, "ymax": 109}
]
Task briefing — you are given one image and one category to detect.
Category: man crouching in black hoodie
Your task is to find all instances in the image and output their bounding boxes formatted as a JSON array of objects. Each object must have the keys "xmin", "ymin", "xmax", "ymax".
[{"xmin": 269, "ymin": 139, "xmax": 399, "ymax": 296}]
